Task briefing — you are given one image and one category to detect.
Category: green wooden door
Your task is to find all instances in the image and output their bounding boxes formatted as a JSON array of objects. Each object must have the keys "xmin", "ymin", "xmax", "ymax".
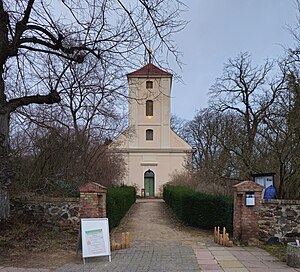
[
  {"xmin": 144, "ymin": 177, "xmax": 154, "ymax": 196},
  {"xmin": 144, "ymin": 170, "xmax": 155, "ymax": 197}
]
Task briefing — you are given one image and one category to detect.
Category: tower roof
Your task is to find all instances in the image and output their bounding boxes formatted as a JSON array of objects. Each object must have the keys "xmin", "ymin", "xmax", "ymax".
[{"xmin": 127, "ymin": 63, "xmax": 172, "ymax": 78}]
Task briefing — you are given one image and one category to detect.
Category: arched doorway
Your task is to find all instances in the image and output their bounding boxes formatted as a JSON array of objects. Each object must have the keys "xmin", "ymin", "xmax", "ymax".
[{"xmin": 144, "ymin": 170, "xmax": 155, "ymax": 197}]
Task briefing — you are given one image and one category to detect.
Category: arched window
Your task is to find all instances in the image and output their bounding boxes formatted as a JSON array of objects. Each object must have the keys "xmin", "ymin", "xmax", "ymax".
[
  {"xmin": 144, "ymin": 169, "xmax": 154, "ymax": 178},
  {"xmin": 146, "ymin": 80, "xmax": 153, "ymax": 89},
  {"xmin": 146, "ymin": 129, "xmax": 153, "ymax": 141},
  {"xmin": 146, "ymin": 100, "xmax": 153, "ymax": 118}
]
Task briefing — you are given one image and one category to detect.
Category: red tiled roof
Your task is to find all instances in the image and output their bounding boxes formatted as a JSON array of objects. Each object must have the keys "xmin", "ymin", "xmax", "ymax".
[{"xmin": 127, "ymin": 63, "xmax": 172, "ymax": 78}]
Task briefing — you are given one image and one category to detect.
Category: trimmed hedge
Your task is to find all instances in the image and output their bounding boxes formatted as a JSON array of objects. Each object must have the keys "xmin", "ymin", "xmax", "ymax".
[
  {"xmin": 106, "ymin": 186, "xmax": 136, "ymax": 229},
  {"xmin": 163, "ymin": 185, "xmax": 194, "ymax": 219},
  {"xmin": 163, "ymin": 185, "xmax": 233, "ymax": 232}
]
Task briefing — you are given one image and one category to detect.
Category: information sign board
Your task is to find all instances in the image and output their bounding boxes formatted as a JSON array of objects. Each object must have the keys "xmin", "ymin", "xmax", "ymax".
[{"xmin": 81, "ymin": 218, "xmax": 111, "ymax": 263}]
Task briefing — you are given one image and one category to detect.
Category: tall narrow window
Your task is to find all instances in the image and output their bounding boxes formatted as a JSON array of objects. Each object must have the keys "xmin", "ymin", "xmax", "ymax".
[
  {"xmin": 146, "ymin": 129, "xmax": 153, "ymax": 141},
  {"xmin": 146, "ymin": 80, "xmax": 153, "ymax": 89},
  {"xmin": 146, "ymin": 100, "xmax": 153, "ymax": 118}
]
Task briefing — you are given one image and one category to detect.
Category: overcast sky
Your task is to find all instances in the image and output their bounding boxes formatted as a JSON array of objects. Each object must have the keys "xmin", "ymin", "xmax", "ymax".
[{"xmin": 170, "ymin": 0, "xmax": 298, "ymax": 120}]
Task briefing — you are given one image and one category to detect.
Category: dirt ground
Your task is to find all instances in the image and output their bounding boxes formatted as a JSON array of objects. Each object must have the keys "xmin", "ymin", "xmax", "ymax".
[{"xmin": 0, "ymin": 218, "xmax": 82, "ymax": 269}]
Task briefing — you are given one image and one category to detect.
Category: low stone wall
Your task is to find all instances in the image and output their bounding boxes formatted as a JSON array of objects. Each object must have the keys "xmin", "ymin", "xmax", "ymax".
[
  {"xmin": 258, "ymin": 199, "xmax": 300, "ymax": 244},
  {"xmin": 233, "ymin": 181, "xmax": 300, "ymax": 244},
  {"xmin": 11, "ymin": 196, "xmax": 80, "ymax": 230}
]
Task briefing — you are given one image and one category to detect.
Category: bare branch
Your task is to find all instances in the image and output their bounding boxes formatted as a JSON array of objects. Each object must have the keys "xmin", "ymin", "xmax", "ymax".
[{"xmin": 8, "ymin": 91, "xmax": 61, "ymax": 113}]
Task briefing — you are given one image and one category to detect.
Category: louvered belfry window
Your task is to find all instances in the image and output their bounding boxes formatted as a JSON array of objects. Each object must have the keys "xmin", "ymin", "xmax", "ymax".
[
  {"xmin": 146, "ymin": 80, "xmax": 153, "ymax": 89},
  {"xmin": 146, "ymin": 129, "xmax": 153, "ymax": 141}
]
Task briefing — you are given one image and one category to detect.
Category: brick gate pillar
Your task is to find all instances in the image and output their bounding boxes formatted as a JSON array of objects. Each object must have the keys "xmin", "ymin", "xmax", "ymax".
[
  {"xmin": 233, "ymin": 181, "xmax": 264, "ymax": 243},
  {"xmin": 79, "ymin": 182, "xmax": 107, "ymax": 218}
]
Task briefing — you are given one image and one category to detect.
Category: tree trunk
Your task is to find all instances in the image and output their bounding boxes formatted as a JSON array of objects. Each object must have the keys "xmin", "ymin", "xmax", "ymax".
[
  {"xmin": 0, "ymin": 186, "xmax": 10, "ymax": 219},
  {"xmin": 0, "ymin": 110, "xmax": 13, "ymax": 220},
  {"xmin": 278, "ymin": 162, "xmax": 284, "ymax": 198}
]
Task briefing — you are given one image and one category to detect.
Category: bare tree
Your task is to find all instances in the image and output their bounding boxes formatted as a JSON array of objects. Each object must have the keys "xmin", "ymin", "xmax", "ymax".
[
  {"xmin": 0, "ymin": 0, "xmax": 186, "ymax": 219},
  {"xmin": 258, "ymin": 70, "xmax": 300, "ymax": 198},
  {"xmin": 170, "ymin": 114, "xmax": 188, "ymax": 137},
  {"xmin": 169, "ymin": 109, "xmax": 240, "ymax": 195},
  {"xmin": 209, "ymin": 52, "xmax": 286, "ymax": 179},
  {"xmin": 185, "ymin": 109, "xmax": 241, "ymax": 176},
  {"xmin": 17, "ymin": 56, "xmax": 127, "ymax": 142},
  {"xmin": 9, "ymin": 127, "xmax": 126, "ymax": 196}
]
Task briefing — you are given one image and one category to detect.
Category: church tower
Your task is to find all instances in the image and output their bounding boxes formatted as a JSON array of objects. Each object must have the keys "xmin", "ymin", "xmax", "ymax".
[
  {"xmin": 115, "ymin": 62, "xmax": 192, "ymax": 196},
  {"xmin": 127, "ymin": 63, "xmax": 173, "ymax": 150}
]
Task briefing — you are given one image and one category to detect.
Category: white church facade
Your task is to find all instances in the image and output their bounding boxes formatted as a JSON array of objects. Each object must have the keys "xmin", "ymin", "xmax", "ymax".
[{"xmin": 114, "ymin": 62, "xmax": 193, "ymax": 196}]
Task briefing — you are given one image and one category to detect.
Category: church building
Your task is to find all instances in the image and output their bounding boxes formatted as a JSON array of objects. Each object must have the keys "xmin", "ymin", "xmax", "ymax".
[{"xmin": 114, "ymin": 62, "xmax": 193, "ymax": 196}]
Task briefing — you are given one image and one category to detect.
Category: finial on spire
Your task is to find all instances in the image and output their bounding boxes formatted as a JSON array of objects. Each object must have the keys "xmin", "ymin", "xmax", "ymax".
[{"xmin": 147, "ymin": 48, "xmax": 153, "ymax": 63}]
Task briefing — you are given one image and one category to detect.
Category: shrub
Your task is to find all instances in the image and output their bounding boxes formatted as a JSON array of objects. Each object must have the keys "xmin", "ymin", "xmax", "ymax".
[
  {"xmin": 106, "ymin": 186, "xmax": 136, "ymax": 229},
  {"xmin": 163, "ymin": 185, "xmax": 194, "ymax": 220},
  {"xmin": 169, "ymin": 170, "xmax": 237, "ymax": 196},
  {"xmin": 163, "ymin": 185, "xmax": 233, "ymax": 232}
]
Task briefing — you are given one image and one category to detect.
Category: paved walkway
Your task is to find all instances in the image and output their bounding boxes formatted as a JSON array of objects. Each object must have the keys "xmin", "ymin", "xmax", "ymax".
[{"xmin": 1, "ymin": 198, "xmax": 300, "ymax": 271}]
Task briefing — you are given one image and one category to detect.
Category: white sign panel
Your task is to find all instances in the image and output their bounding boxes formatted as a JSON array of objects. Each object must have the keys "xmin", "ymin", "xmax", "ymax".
[{"xmin": 81, "ymin": 218, "xmax": 111, "ymax": 263}]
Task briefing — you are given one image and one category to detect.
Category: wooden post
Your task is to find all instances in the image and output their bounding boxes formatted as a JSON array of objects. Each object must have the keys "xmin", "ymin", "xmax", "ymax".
[
  {"xmin": 125, "ymin": 232, "xmax": 130, "ymax": 248},
  {"xmin": 214, "ymin": 227, "xmax": 217, "ymax": 242},
  {"xmin": 214, "ymin": 226, "xmax": 234, "ymax": 247},
  {"xmin": 121, "ymin": 232, "xmax": 126, "ymax": 249},
  {"xmin": 115, "ymin": 242, "xmax": 121, "ymax": 250},
  {"xmin": 111, "ymin": 239, "xmax": 116, "ymax": 251},
  {"xmin": 225, "ymin": 233, "xmax": 230, "ymax": 246}
]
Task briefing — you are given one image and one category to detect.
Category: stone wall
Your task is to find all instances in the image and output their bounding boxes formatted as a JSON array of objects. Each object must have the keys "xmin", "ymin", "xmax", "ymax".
[
  {"xmin": 258, "ymin": 199, "xmax": 300, "ymax": 244},
  {"xmin": 10, "ymin": 182, "xmax": 108, "ymax": 231},
  {"xmin": 11, "ymin": 196, "xmax": 80, "ymax": 230},
  {"xmin": 233, "ymin": 181, "xmax": 300, "ymax": 244}
]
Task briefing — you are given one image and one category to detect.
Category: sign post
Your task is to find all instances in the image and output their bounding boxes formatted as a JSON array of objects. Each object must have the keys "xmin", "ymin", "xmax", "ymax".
[{"xmin": 81, "ymin": 218, "xmax": 111, "ymax": 264}]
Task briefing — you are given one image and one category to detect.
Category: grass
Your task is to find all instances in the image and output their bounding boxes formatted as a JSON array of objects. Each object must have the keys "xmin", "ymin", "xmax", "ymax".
[{"xmin": 260, "ymin": 244, "xmax": 287, "ymax": 262}]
